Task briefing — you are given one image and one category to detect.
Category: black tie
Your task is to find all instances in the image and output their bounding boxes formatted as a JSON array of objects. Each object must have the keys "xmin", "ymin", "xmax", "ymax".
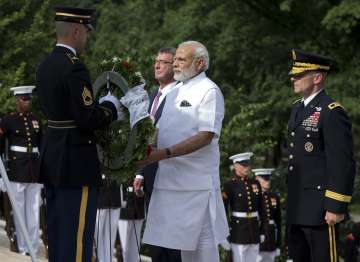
[{"xmin": 295, "ymin": 101, "xmax": 305, "ymax": 122}]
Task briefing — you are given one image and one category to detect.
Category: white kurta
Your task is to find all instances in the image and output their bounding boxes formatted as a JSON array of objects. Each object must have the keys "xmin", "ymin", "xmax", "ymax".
[{"xmin": 143, "ymin": 72, "xmax": 229, "ymax": 250}]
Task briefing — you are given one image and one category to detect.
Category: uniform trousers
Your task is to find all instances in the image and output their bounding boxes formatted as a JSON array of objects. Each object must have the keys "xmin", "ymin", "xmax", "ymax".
[
  {"xmin": 9, "ymin": 182, "xmax": 41, "ymax": 254},
  {"xmin": 94, "ymin": 208, "xmax": 120, "ymax": 262},
  {"xmin": 287, "ymin": 224, "xmax": 338, "ymax": 262},
  {"xmin": 181, "ymin": 206, "xmax": 220, "ymax": 262},
  {"xmin": 231, "ymin": 243, "xmax": 259, "ymax": 262},
  {"xmin": 118, "ymin": 218, "xmax": 143, "ymax": 262},
  {"xmin": 45, "ymin": 185, "xmax": 98, "ymax": 262},
  {"xmin": 256, "ymin": 250, "xmax": 277, "ymax": 262}
]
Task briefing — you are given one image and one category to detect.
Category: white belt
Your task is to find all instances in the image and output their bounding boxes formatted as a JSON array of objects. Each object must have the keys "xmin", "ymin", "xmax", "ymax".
[
  {"xmin": 10, "ymin": 146, "xmax": 39, "ymax": 153},
  {"xmin": 232, "ymin": 211, "xmax": 258, "ymax": 218}
]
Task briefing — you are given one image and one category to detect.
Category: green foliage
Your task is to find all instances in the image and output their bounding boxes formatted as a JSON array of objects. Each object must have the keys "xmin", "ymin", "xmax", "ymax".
[{"xmin": 1, "ymin": 1, "xmax": 360, "ymax": 259}]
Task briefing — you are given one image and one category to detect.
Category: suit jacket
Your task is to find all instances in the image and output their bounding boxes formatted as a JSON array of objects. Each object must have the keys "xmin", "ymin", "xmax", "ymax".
[
  {"xmin": 36, "ymin": 46, "xmax": 117, "ymax": 187},
  {"xmin": 142, "ymin": 88, "xmax": 167, "ymax": 200},
  {"xmin": 286, "ymin": 90, "xmax": 355, "ymax": 226}
]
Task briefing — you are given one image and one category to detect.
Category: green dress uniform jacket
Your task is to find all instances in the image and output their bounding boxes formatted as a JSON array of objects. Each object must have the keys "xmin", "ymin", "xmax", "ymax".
[
  {"xmin": 287, "ymin": 90, "xmax": 355, "ymax": 226},
  {"xmin": 223, "ymin": 177, "xmax": 262, "ymax": 244},
  {"xmin": 36, "ymin": 46, "xmax": 117, "ymax": 187},
  {"xmin": 259, "ymin": 191, "xmax": 281, "ymax": 251},
  {"xmin": 0, "ymin": 112, "xmax": 42, "ymax": 183}
]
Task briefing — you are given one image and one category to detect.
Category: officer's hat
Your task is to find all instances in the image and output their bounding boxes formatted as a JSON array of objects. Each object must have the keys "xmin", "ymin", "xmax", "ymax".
[
  {"xmin": 253, "ymin": 168, "xmax": 275, "ymax": 181},
  {"xmin": 289, "ymin": 49, "xmax": 333, "ymax": 76},
  {"xmin": 10, "ymin": 86, "xmax": 35, "ymax": 100},
  {"xmin": 229, "ymin": 152, "xmax": 253, "ymax": 166},
  {"xmin": 55, "ymin": 6, "xmax": 95, "ymax": 31}
]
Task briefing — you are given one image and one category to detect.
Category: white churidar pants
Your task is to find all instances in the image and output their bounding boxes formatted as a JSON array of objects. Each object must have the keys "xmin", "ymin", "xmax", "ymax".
[{"xmin": 181, "ymin": 206, "xmax": 220, "ymax": 262}]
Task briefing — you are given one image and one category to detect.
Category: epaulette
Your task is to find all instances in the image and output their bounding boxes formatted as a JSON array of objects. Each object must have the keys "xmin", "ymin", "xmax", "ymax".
[
  {"xmin": 328, "ymin": 102, "xmax": 344, "ymax": 110},
  {"xmin": 292, "ymin": 98, "xmax": 301, "ymax": 104},
  {"xmin": 66, "ymin": 53, "xmax": 79, "ymax": 64}
]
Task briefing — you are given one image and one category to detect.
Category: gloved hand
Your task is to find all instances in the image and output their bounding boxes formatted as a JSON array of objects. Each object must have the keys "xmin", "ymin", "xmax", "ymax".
[
  {"xmin": 99, "ymin": 91, "xmax": 122, "ymax": 120},
  {"xmin": 120, "ymin": 83, "xmax": 150, "ymax": 128},
  {"xmin": 260, "ymin": 234, "xmax": 265, "ymax": 243},
  {"xmin": 220, "ymin": 239, "xmax": 231, "ymax": 251}
]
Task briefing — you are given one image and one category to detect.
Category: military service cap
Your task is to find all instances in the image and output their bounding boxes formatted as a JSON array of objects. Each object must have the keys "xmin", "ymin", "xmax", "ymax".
[
  {"xmin": 55, "ymin": 6, "xmax": 95, "ymax": 30},
  {"xmin": 289, "ymin": 49, "xmax": 333, "ymax": 76},
  {"xmin": 10, "ymin": 85, "xmax": 35, "ymax": 101},
  {"xmin": 229, "ymin": 152, "xmax": 253, "ymax": 165},
  {"xmin": 253, "ymin": 168, "xmax": 275, "ymax": 181}
]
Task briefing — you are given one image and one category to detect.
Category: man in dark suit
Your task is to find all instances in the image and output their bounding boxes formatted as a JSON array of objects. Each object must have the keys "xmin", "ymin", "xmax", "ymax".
[
  {"xmin": 133, "ymin": 47, "xmax": 181, "ymax": 262},
  {"xmin": 286, "ymin": 49, "xmax": 356, "ymax": 262},
  {"xmin": 36, "ymin": 6, "xmax": 121, "ymax": 262}
]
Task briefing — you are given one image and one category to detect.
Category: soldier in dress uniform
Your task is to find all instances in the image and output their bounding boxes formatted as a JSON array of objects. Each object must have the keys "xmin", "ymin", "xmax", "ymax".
[
  {"xmin": 93, "ymin": 174, "xmax": 121, "ymax": 262},
  {"xmin": 286, "ymin": 49, "xmax": 356, "ymax": 262},
  {"xmin": 222, "ymin": 152, "xmax": 263, "ymax": 262},
  {"xmin": 36, "ymin": 6, "xmax": 122, "ymax": 262},
  {"xmin": 253, "ymin": 168, "xmax": 281, "ymax": 262},
  {"xmin": 118, "ymin": 184, "xmax": 145, "ymax": 262},
  {"xmin": 0, "ymin": 85, "xmax": 42, "ymax": 255}
]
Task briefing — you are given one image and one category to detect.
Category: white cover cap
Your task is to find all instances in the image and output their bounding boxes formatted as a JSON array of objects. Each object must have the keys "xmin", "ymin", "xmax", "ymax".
[
  {"xmin": 10, "ymin": 86, "xmax": 35, "ymax": 95},
  {"xmin": 229, "ymin": 152, "xmax": 253, "ymax": 164},
  {"xmin": 253, "ymin": 168, "xmax": 275, "ymax": 176}
]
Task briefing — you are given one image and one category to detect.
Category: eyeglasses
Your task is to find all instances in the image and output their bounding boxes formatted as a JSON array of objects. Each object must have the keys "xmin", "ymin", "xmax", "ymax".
[{"xmin": 154, "ymin": 59, "xmax": 173, "ymax": 66}]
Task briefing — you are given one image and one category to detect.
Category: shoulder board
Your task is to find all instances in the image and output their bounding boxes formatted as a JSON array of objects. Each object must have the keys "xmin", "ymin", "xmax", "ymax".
[
  {"xmin": 66, "ymin": 53, "xmax": 79, "ymax": 64},
  {"xmin": 292, "ymin": 98, "xmax": 301, "ymax": 104},
  {"xmin": 328, "ymin": 102, "xmax": 344, "ymax": 110}
]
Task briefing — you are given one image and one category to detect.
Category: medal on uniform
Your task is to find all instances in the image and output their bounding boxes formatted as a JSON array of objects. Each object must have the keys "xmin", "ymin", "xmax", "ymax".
[
  {"xmin": 304, "ymin": 141, "xmax": 314, "ymax": 152},
  {"xmin": 32, "ymin": 120, "xmax": 39, "ymax": 129}
]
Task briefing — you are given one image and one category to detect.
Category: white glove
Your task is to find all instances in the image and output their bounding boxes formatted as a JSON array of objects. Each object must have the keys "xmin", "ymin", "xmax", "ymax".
[
  {"xmin": 120, "ymin": 83, "xmax": 150, "ymax": 128},
  {"xmin": 220, "ymin": 240, "xmax": 231, "ymax": 251},
  {"xmin": 275, "ymin": 248, "xmax": 281, "ymax": 257},
  {"xmin": 0, "ymin": 178, "xmax": 6, "ymax": 192},
  {"xmin": 260, "ymin": 234, "xmax": 265, "ymax": 243},
  {"xmin": 99, "ymin": 92, "xmax": 122, "ymax": 120}
]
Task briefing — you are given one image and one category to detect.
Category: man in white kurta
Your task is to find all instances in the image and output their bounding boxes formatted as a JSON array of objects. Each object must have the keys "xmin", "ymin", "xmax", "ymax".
[{"xmin": 140, "ymin": 41, "xmax": 229, "ymax": 262}]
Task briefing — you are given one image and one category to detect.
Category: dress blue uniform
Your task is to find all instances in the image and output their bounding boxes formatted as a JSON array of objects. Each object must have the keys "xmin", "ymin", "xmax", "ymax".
[
  {"xmin": 0, "ymin": 86, "xmax": 42, "ymax": 255},
  {"xmin": 222, "ymin": 152, "xmax": 263, "ymax": 262},
  {"xmin": 36, "ymin": 7, "xmax": 118, "ymax": 262},
  {"xmin": 286, "ymin": 49, "xmax": 356, "ymax": 262}
]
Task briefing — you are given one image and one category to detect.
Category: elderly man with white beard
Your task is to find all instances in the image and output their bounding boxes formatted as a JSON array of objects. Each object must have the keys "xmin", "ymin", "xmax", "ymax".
[{"xmin": 138, "ymin": 40, "xmax": 229, "ymax": 262}]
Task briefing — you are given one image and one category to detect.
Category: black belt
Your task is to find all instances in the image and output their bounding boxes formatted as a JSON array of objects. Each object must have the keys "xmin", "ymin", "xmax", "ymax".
[{"xmin": 48, "ymin": 120, "xmax": 77, "ymax": 129}]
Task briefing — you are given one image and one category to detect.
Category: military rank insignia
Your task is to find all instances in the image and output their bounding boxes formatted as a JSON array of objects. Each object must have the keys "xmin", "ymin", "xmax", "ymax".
[
  {"xmin": 32, "ymin": 120, "xmax": 39, "ymax": 129},
  {"xmin": 82, "ymin": 86, "xmax": 93, "ymax": 106},
  {"xmin": 302, "ymin": 111, "xmax": 320, "ymax": 131}
]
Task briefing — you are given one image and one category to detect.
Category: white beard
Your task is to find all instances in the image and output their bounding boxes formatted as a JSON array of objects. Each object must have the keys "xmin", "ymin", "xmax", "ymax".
[{"xmin": 174, "ymin": 62, "xmax": 197, "ymax": 82}]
